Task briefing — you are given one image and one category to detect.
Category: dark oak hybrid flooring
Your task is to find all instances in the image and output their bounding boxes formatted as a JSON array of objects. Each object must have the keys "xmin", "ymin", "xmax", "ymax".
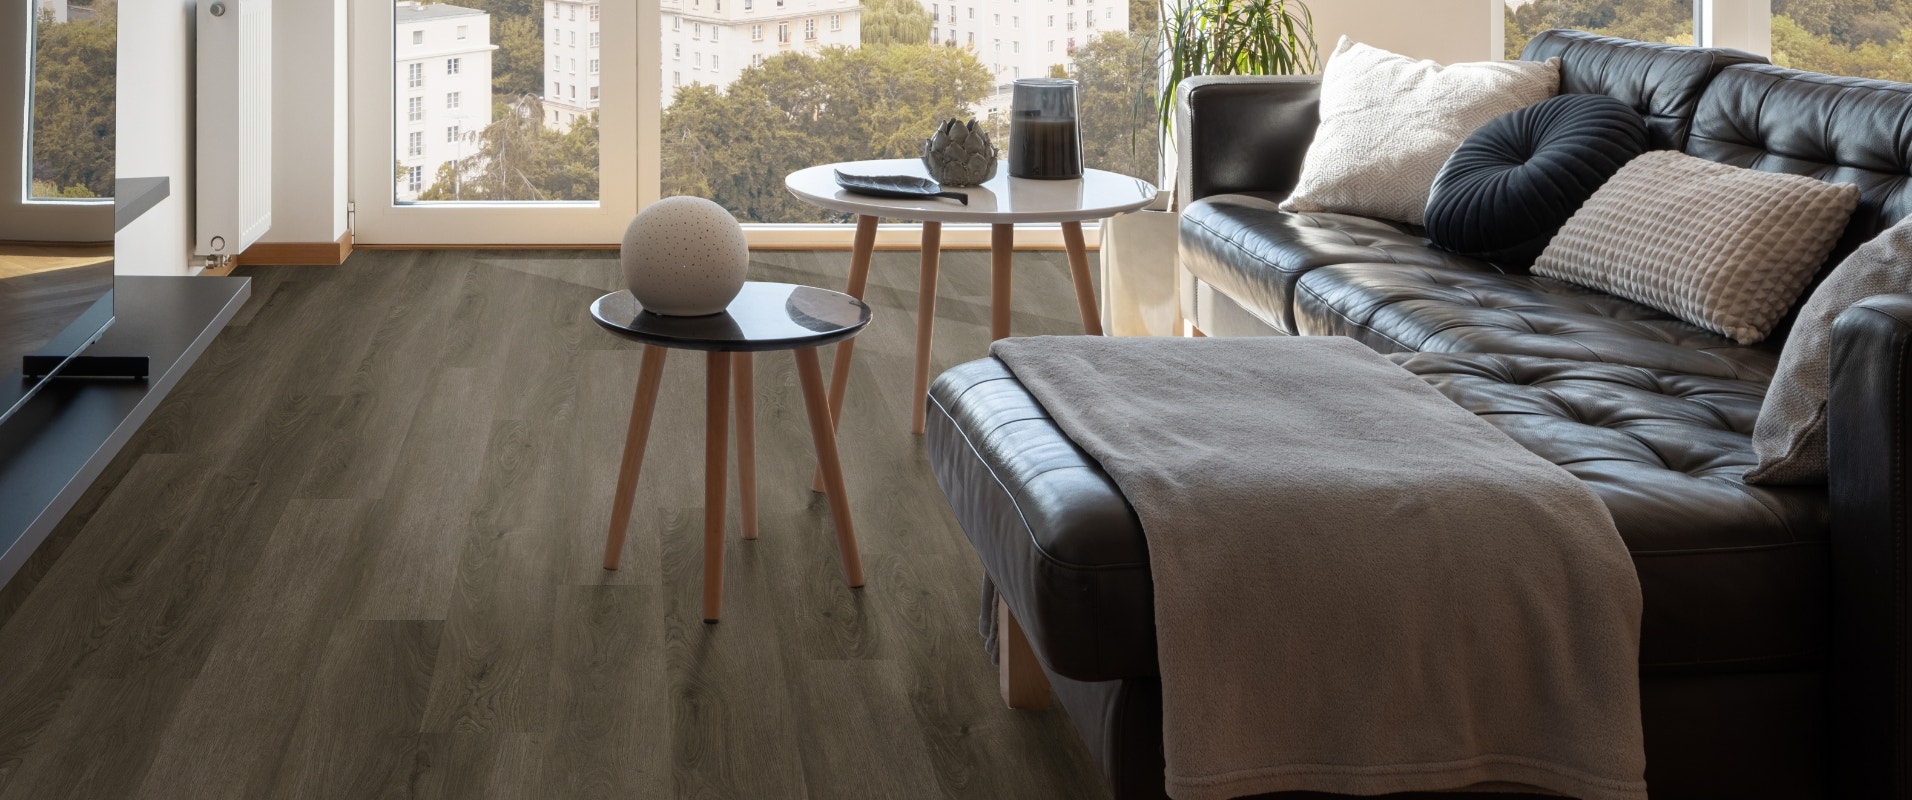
[{"xmin": 0, "ymin": 249, "xmax": 1112, "ymax": 800}]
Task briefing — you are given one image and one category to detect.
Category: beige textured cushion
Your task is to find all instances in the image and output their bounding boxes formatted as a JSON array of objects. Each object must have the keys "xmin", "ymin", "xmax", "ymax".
[
  {"xmin": 1748, "ymin": 216, "xmax": 1912, "ymax": 485},
  {"xmin": 1280, "ymin": 37, "xmax": 1559, "ymax": 226},
  {"xmin": 1532, "ymin": 150, "xmax": 1861, "ymax": 345}
]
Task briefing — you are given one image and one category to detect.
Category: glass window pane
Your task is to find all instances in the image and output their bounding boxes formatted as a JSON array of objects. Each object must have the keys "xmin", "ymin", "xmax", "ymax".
[
  {"xmin": 660, "ymin": 0, "xmax": 1162, "ymax": 222},
  {"xmin": 1505, "ymin": 0, "xmax": 1694, "ymax": 60},
  {"xmin": 1773, "ymin": 0, "xmax": 1912, "ymax": 81},
  {"xmin": 29, "ymin": 0, "xmax": 116, "ymax": 201},
  {"xmin": 394, "ymin": 0, "xmax": 600, "ymax": 204}
]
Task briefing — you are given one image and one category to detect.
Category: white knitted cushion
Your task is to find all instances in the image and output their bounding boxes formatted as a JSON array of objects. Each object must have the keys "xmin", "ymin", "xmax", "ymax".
[
  {"xmin": 1279, "ymin": 37, "xmax": 1560, "ymax": 226},
  {"xmin": 1747, "ymin": 216, "xmax": 1912, "ymax": 485},
  {"xmin": 1533, "ymin": 150, "xmax": 1861, "ymax": 345}
]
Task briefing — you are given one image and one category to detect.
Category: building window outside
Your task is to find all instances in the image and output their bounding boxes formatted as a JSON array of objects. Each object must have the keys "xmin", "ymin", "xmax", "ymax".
[
  {"xmin": 1047, "ymin": 14, "xmax": 1053, "ymax": 26},
  {"xmin": 569, "ymin": 5, "xmax": 576, "ymax": 20},
  {"xmin": 805, "ymin": 18, "xmax": 816, "ymax": 39},
  {"xmin": 591, "ymin": 58, "xmax": 600, "ymax": 73},
  {"xmin": 712, "ymin": 27, "xmax": 719, "ymax": 42},
  {"xmin": 552, "ymin": 2, "xmax": 560, "ymax": 17},
  {"xmin": 966, "ymin": 31, "xmax": 974, "ymax": 44},
  {"xmin": 407, "ymin": 166, "xmax": 422, "ymax": 194},
  {"xmin": 673, "ymin": 16, "xmax": 680, "ymax": 30},
  {"xmin": 447, "ymin": 124, "xmax": 461, "ymax": 142},
  {"xmin": 969, "ymin": 7, "xmax": 975, "ymax": 17},
  {"xmin": 674, "ymin": 71, "xmax": 682, "ymax": 87},
  {"xmin": 447, "ymin": 57, "xmax": 461, "ymax": 75},
  {"xmin": 407, "ymin": 62, "xmax": 423, "ymax": 88},
  {"xmin": 447, "ymin": 91, "xmax": 461, "ymax": 108},
  {"xmin": 751, "ymin": 24, "xmax": 763, "ymax": 40},
  {"xmin": 752, "ymin": 53, "xmax": 764, "ymax": 66},
  {"xmin": 553, "ymin": 80, "xmax": 560, "ymax": 95},
  {"xmin": 553, "ymin": 55, "xmax": 561, "ymax": 68},
  {"xmin": 745, "ymin": 0, "xmax": 753, "ymax": 10},
  {"xmin": 674, "ymin": 43, "xmax": 681, "ymax": 58},
  {"xmin": 456, "ymin": 24, "xmax": 468, "ymax": 39},
  {"xmin": 570, "ymin": 84, "xmax": 577, "ymax": 98},
  {"xmin": 695, "ymin": 53, "xmax": 702, "ymax": 69},
  {"xmin": 591, "ymin": 86, "xmax": 600, "ymax": 100},
  {"xmin": 408, "ymin": 131, "xmax": 423, "ymax": 157},
  {"xmin": 591, "ymin": 31, "xmax": 600, "ymax": 46},
  {"xmin": 570, "ymin": 30, "xmax": 577, "ymax": 45},
  {"xmin": 712, "ymin": 55, "xmax": 719, "ymax": 70},
  {"xmin": 1012, "ymin": 40, "xmax": 1019, "ymax": 52},
  {"xmin": 571, "ymin": 58, "xmax": 577, "ymax": 71},
  {"xmin": 411, "ymin": 29, "xmax": 424, "ymax": 45},
  {"xmin": 1046, "ymin": 39, "xmax": 1054, "ymax": 51},
  {"xmin": 1012, "ymin": 15, "xmax": 1018, "ymax": 25},
  {"xmin": 694, "ymin": 22, "xmax": 702, "ymax": 39},
  {"xmin": 778, "ymin": 22, "xmax": 790, "ymax": 42},
  {"xmin": 408, "ymin": 96, "xmax": 423, "ymax": 121},
  {"xmin": 590, "ymin": 5, "xmax": 600, "ymax": 20},
  {"xmin": 830, "ymin": 14, "xmax": 840, "ymax": 30}
]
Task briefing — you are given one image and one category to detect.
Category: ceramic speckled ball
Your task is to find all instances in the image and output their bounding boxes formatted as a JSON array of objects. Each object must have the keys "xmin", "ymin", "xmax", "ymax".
[{"xmin": 620, "ymin": 197, "xmax": 750, "ymax": 316}]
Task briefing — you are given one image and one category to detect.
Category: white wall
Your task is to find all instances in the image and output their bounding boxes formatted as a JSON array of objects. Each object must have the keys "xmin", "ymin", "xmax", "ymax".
[
  {"xmin": 262, "ymin": 0, "xmax": 350, "ymax": 244},
  {"xmin": 1307, "ymin": 0, "xmax": 1500, "ymax": 64},
  {"xmin": 114, "ymin": 0, "xmax": 198, "ymax": 274}
]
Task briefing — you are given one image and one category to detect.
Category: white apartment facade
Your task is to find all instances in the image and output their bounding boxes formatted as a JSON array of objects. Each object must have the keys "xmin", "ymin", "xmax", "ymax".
[
  {"xmin": 545, "ymin": 0, "xmax": 600, "ymax": 130},
  {"xmin": 928, "ymin": 0, "xmax": 1130, "ymax": 89},
  {"xmin": 659, "ymin": 0, "xmax": 862, "ymax": 104},
  {"xmin": 395, "ymin": 2, "xmax": 498, "ymax": 201}
]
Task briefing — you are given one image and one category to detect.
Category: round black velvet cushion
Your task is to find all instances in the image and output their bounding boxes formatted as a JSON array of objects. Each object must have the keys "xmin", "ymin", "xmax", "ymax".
[{"xmin": 1425, "ymin": 93, "xmax": 1650, "ymax": 266}]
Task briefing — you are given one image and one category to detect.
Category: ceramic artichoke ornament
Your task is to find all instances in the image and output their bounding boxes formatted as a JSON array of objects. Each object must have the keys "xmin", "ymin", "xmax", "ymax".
[{"xmin": 921, "ymin": 118, "xmax": 1000, "ymax": 186}]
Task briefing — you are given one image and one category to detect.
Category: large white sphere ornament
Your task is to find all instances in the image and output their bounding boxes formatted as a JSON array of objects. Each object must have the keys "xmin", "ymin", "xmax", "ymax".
[{"xmin": 620, "ymin": 196, "xmax": 750, "ymax": 316}]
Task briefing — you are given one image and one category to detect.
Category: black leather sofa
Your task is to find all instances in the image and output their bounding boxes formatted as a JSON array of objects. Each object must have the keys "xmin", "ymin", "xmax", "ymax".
[{"xmin": 926, "ymin": 31, "xmax": 1912, "ymax": 799}]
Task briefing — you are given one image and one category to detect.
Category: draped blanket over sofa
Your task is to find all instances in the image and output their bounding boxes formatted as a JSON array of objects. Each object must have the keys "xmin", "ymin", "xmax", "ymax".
[{"xmin": 928, "ymin": 29, "xmax": 1912, "ymax": 800}]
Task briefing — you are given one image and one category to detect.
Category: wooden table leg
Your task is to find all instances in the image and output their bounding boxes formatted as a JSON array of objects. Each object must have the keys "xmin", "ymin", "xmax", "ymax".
[
  {"xmin": 795, "ymin": 346, "xmax": 865, "ymax": 588},
  {"xmin": 990, "ymin": 223, "xmax": 1014, "ymax": 341},
  {"xmin": 703, "ymin": 351, "xmax": 733, "ymax": 623},
  {"xmin": 911, "ymin": 221, "xmax": 943, "ymax": 435},
  {"xmin": 1060, "ymin": 220, "xmax": 1104, "ymax": 336},
  {"xmin": 734, "ymin": 352, "xmax": 756, "ymax": 540},
  {"xmin": 813, "ymin": 214, "xmax": 879, "ymax": 492},
  {"xmin": 603, "ymin": 345, "xmax": 669, "ymax": 571},
  {"xmin": 998, "ymin": 596, "xmax": 1051, "ymax": 709}
]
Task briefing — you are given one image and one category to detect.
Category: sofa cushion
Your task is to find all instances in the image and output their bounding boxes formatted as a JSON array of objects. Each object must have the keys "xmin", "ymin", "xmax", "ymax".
[
  {"xmin": 926, "ymin": 353, "xmax": 1829, "ymax": 680},
  {"xmin": 1179, "ymin": 194, "xmax": 1503, "ymax": 334},
  {"xmin": 1294, "ymin": 263, "xmax": 1782, "ymax": 382},
  {"xmin": 1424, "ymin": 92, "xmax": 1649, "ymax": 267},
  {"xmin": 1687, "ymin": 63, "xmax": 1912, "ymax": 270},
  {"xmin": 1521, "ymin": 29, "xmax": 1765, "ymax": 151}
]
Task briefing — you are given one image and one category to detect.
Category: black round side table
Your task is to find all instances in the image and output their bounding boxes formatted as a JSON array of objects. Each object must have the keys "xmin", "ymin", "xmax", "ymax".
[{"xmin": 590, "ymin": 281, "xmax": 871, "ymax": 623}]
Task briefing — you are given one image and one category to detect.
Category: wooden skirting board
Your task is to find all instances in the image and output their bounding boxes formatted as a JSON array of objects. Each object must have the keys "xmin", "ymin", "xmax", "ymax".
[
  {"xmin": 352, "ymin": 241, "xmax": 1094, "ymax": 252},
  {"xmin": 236, "ymin": 231, "xmax": 353, "ymax": 267}
]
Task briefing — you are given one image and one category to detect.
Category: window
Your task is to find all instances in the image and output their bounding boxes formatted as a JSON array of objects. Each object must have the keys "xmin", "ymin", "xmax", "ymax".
[
  {"xmin": 745, "ymin": 0, "xmax": 753, "ymax": 10},
  {"xmin": 570, "ymin": 84, "xmax": 577, "ymax": 98},
  {"xmin": 447, "ymin": 57, "xmax": 461, "ymax": 75},
  {"xmin": 1046, "ymin": 39, "xmax": 1054, "ymax": 51},
  {"xmin": 778, "ymin": 22, "xmax": 790, "ymax": 42},
  {"xmin": 712, "ymin": 27, "xmax": 719, "ymax": 42},
  {"xmin": 673, "ymin": 16, "xmax": 680, "ymax": 30},
  {"xmin": 1012, "ymin": 41, "xmax": 1019, "ymax": 52},
  {"xmin": 994, "ymin": 13, "xmax": 1000, "ymax": 23},
  {"xmin": 711, "ymin": 55, "xmax": 720, "ymax": 70},
  {"xmin": 805, "ymin": 18, "xmax": 817, "ymax": 39},
  {"xmin": 969, "ymin": 7, "xmax": 975, "ymax": 17},
  {"xmin": 830, "ymin": 14, "xmax": 840, "ymax": 31},
  {"xmin": 590, "ymin": 86, "xmax": 600, "ymax": 100},
  {"xmin": 570, "ymin": 58, "xmax": 577, "ymax": 71},
  {"xmin": 552, "ymin": 2, "xmax": 560, "ymax": 17},
  {"xmin": 552, "ymin": 80, "xmax": 560, "ymax": 95},
  {"xmin": 751, "ymin": 24, "xmax": 763, "ymax": 40},
  {"xmin": 1047, "ymin": 14, "xmax": 1054, "ymax": 26},
  {"xmin": 447, "ymin": 91, "xmax": 461, "ymax": 109},
  {"xmin": 411, "ymin": 30, "xmax": 424, "ymax": 45},
  {"xmin": 456, "ymin": 24, "xmax": 468, "ymax": 39},
  {"xmin": 590, "ymin": 5, "xmax": 601, "ymax": 20},
  {"xmin": 408, "ymin": 131, "xmax": 423, "ymax": 157},
  {"xmin": 407, "ymin": 166, "xmax": 423, "ymax": 194},
  {"xmin": 591, "ymin": 58, "xmax": 600, "ymax": 73},
  {"xmin": 931, "ymin": 26, "xmax": 939, "ymax": 40},
  {"xmin": 591, "ymin": 31, "xmax": 600, "ymax": 46},
  {"xmin": 570, "ymin": 31, "xmax": 577, "ymax": 45},
  {"xmin": 966, "ymin": 31, "xmax": 974, "ymax": 44},
  {"xmin": 1771, "ymin": 0, "xmax": 1912, "ymax": 80},
  {"xmin": 752, "ymin": 53, "xmax": 764, "ymax": 67},
  {"xmin": 694, "ymin": 53, "xmax": 703, "ymax": 69},
  {"xmin": 1012, "ymin": 15, "xmax": 1018, "ymax": 25},
  {"xmin": 407, "ymin": 63, "xmax": 424, "ymax": 88},
  {"xmin": 569, "ymin": 5, "xmax": 577, "ymax": 20},
  {"xmin": 694, "ymin": 22, "xmax": 702, "ymax": 39},
  {"xmin": 553, "ymin": 55, "xmax": 561, "ymax": 68},
  {"xmin": 674, "ymin": 71, "xmax": 682, "ymax": 87},
  {"xmin": 408, "ymin": 96, "xmax": 424, "ymax": 121},
  {"xmin": 446, "ymin": 124, "xmax": 461, "ymax": 142},
  {"xmin": 674, "ymin": 43, "xmax": 681, "ymax": 58},
  {"xmin": 1504, "ymin": 0, "xmax": 1692, "ymax": 59}
]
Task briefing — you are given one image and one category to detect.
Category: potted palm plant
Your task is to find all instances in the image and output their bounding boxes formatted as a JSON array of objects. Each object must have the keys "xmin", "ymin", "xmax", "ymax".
[{"xmin": 1099, "ymin": 0, "xmax": 1316, "ymax": 336}]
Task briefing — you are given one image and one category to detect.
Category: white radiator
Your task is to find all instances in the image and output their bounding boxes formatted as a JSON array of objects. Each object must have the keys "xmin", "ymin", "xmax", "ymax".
[{"xmin": 195, "ymin": 0, "xmax": 272, "ymax": 256}]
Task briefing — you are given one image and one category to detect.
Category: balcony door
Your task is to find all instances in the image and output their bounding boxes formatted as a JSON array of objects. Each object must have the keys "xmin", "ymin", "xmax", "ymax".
[{"xmin": 350, "ymin": 0, "xmax": 658, "ymax": 245}]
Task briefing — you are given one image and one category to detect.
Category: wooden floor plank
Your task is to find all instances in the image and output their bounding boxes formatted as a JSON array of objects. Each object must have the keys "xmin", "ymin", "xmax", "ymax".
[{"xmin": 0, "ymin": 249, "xmax": 1110, "ymax": 800}]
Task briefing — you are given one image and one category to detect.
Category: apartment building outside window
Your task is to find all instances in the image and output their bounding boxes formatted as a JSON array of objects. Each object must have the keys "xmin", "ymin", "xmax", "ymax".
[
  {"xmin": 590, "ymin": 5, "xmax": 600, "ymax": 20},
  {"xmin": 591, "ymin": 59, "xmax": 600, "ymax": 73},
  {"xmin": 408, "ymin": 96, "xmax": 423, "ymax": 121},
  {"xmin": 456, "ymin": 24, "xmax": 468, "ymax": 39},
  {"xmin": 778, "ymin": 22, "xmax": 790, "ymax": 42},
  {"xmin": 446, "ymin": 124, "xmax": 461, "ymax": 142},
  {"xmin": 805, "ymin": 18, "xmax": 817, "ymax": 40},
  {"xmin": 591, "ymin": 32, "xmax": 600, "ymax": 46},
  {"xmin": 447, "ymin": 57, "xmax": 461, "ymax": 74},
  {"xmin": 408, "ymin": 131, "xmax": 423, "ymax": 157},
  {"xmin": 447, "ymin": 91, "xmax": 461, "ymax": 108},
  {"xmin": 408, "ymin": 63, "xmax": 423, "ymax": 88},
  {"xmin": 412, "ymin": 30, "xmax": 424, "ymax": 44},
  {"xmin": 407, "ymin": 166, "xmax": 423, "ymax": 194},
  {"xmin": 751, "ymin": 24, "xmax": 763, "ymax": 40},
  {"xmin": 694, "ymin": 22, "xmax": 702, "ymax": 39},
  {"xmin": 830, "ymin": 14, "xmax": 840, "ymax": 31}
]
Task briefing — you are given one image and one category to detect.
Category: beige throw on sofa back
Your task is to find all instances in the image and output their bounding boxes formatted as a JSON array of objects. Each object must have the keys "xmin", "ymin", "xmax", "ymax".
[{"xmin": 990, "ymin": 336, "xmax": 1646, "ymax": 800}]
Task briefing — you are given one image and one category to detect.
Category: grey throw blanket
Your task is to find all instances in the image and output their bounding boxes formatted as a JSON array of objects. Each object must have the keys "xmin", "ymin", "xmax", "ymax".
[{"xmin": 990, "ymin": 336, "xmax": 1645, "ymax": 800}]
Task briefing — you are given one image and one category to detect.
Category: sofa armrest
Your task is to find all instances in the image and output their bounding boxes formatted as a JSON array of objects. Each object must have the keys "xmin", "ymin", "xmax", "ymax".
[
  {"xmin": 1174, "ymin": 75, "xmax": 1321, "ymax": 206},
  {"xmin": 1828, "ymin": 292, "xmax": 1912, "ymax": 798}
]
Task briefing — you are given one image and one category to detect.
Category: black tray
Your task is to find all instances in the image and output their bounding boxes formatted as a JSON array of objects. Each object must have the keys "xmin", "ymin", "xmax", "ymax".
[{"xmin": 834, "ymin": 170, "xmax": 968, "ymax": 205}]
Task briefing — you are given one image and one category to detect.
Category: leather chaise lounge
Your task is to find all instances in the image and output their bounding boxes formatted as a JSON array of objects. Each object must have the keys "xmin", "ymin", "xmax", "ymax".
[{"xmin": 926, "ymin": 31, "xmax": 1912, "ymax": 799}]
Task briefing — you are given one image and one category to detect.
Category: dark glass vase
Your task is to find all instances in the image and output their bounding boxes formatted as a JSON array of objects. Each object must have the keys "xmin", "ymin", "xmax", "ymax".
[{"xmin": 1007, "ymin": 79, "xmax": 1083, "ymax": 180}]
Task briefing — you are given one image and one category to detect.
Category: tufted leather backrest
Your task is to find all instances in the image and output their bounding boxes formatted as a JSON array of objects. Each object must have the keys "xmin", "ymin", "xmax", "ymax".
[
  {"xmin": 1687, "ymin": 63, "xmax": 1912, "ymax": 265},
  {"xmin": 1521, "ymin": 30, "xmax": 1764, "ymax": 152}
]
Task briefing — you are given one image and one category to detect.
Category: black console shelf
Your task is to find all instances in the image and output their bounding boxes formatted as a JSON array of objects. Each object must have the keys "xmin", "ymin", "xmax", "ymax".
[{"xmin": 0, "ymin": 276, "xmax": 249, "ymax": 587}]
